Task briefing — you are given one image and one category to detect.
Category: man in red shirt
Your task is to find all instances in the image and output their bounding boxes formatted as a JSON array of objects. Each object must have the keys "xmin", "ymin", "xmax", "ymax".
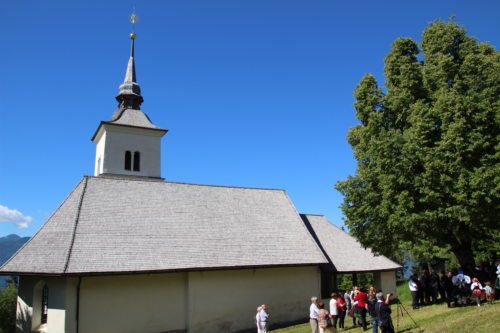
[{"xmin": 354, "ymin": 288, "xmax": 368, "ymax": 330}]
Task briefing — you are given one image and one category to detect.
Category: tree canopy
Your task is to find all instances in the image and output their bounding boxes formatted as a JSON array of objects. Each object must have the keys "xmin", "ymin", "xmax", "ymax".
[{"xmin": 336, "ymin": 20, "xmax": 499, "ymax": 268}]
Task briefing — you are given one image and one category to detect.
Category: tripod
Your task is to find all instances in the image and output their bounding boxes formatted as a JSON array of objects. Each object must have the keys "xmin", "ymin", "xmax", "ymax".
[{"xmin": 394, "ymin": 298, "xmax": 420, "ymax": 332}]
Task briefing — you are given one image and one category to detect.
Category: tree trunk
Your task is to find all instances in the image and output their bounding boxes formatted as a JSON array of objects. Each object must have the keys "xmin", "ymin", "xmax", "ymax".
[{"xmin": 451, "ymin": 244, "xmax": 476, "ymax": 270}]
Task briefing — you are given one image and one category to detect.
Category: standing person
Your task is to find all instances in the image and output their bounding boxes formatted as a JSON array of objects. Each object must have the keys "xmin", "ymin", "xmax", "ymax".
[
  {"xmin": 367, "ymin": 291, "xmax": 379, "ymax": 333},
  {"xmin": 429, "ymin": 270, "xmax": 440, "ymax": 303},
  {"xmin": 375, "ymin": 292, "xmax": 394, "ymax": 333},
  {"xmin": 256, "ymin": 304, "xmax": 270, "ymax": 333},
  {"xmin": 470, "ymin": 278, "xmax": 483, "ymax": 306},
  {"xmin": 344, "ymin": 289, "xmax": 355, "ymax": 328},
  {"xmin": 354, "ymin": 287, "xmax": 368, "ymax": 331},
  {"xmin": 329, "ymin": 292, "xmax": 338, "ymax": 330},
  {"xmin": 368, "ymin": 286, "xmax": 376, "ymax": 300},
  {"xmin": 337, "ymin": 293, "xmax": 347, "ymax": 329},
  {"xmin": 441, "ymin": 271, "xmax": 454, "ymax": 307},
  {"xmin": 255, "ymin": 306, "xmax": 262, "ymax": 333},
  {"xmin": 310, "ymin": 296, "xmax": 320, "ymax": 333},
  {"xmin": 419, "ymin": 271, "xmax": 430, "ymax": 304},
  {"xmin": 317, "ymin": 302, "xmax": 330, "ymax": 333},
  {"xmin": 484, "ymin": 282, "xmax": 494, "ymax": 304},
  {"xmin": 452, "ymin": 270, "xmax": 471, "ymax": 306},
  {"xmin": 408, "ymin": 275, "xmax": 419, "ymax": 309}
]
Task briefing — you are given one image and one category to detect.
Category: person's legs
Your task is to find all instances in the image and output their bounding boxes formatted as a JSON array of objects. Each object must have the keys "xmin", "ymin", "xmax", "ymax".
[
  {"xmin": 360, "ymin": 308, "xmax": 367, "ymax": 330},
  {"xmin": 339, "ymin": 311, "xmax": 345, "ymax": 328},
  {"xmin": 411, "ymin": 291, "xmax": 418, "ymax": 309},
  {"xmin": 259, "ymin": 322, "xmax": 268, "ymax": 333},
  {"xmin": 371, "ymin": 318, "xmax": 379, "ymax": 333},
  {"xmin": 310, "ymin": 319, "xmax": 318, "ymax": 333}
]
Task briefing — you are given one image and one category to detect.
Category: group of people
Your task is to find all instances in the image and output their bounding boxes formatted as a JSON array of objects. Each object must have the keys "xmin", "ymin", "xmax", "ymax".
[
  {"xmin": 408, "ymin": 262, "xmax": 499, "ymax": 309},
  {"xmin": 309, "ymin": 286, "xmax": 395, "ymax": 333}
]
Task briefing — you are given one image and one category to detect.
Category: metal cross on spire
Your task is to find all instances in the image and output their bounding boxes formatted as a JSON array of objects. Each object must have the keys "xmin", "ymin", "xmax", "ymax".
[{"xmin": 130, "ymin": 9, "xmax": 139, "ymax": 40}]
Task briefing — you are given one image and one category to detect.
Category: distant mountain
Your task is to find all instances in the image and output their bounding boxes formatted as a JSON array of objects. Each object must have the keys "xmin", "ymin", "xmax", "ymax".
[
  {"xmin": 0, "ymin": 234, "xmax": 30, "ymax": 265},
  {"xmin": 0, "ymin": 234, "xmax": 30, "ymax": 287}
]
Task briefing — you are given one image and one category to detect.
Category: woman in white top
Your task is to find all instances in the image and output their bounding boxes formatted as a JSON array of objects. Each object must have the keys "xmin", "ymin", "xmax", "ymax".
[{"xmin": 329, "ymin": 292, "xmax": 339, "ymax": 330}]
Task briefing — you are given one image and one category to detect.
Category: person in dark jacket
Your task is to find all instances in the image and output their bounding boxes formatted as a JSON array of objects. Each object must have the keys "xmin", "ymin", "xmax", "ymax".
[
  {"xmin": 429, "ymin": 270, "xmax": 440, "ymax": 303},
  {"xmin": 375, "ymin": 292, "xmax": 394, "ymax": 333},
  {"xmin": 441, "ymin": 271, "xmax": 454, "ymax": 307},
  {"xmin": 367, "ymin": 291, "xmax": 379, "ymax": 333}
]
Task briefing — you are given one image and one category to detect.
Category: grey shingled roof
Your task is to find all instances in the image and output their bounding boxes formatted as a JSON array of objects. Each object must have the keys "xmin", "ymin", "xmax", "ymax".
[
  {"xmin": 108, "ymin": 108, "xmax": 160, "ymax": 129},
  {"xmin": 91, "ymin": 108, "xmax": 167, "ymax": 143},
  {"xmin": 301, "ymin": 214, "xmax": 401, "ymax": 272},
  {"xmin": 1, "ymin": 176, "xmax": 327, "ymax": 275}
]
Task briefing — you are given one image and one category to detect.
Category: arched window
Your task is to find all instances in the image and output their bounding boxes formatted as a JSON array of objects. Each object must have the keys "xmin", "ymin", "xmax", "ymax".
[
  {"xmin": 41, "ymin": 284, "xmax": 49, "ymax": 324},
  {"xmin": 124, "ymin": 151, "xmax": 132, "ymax": 170},
  {"xmin": 133, "ymin": 151, "xmax": 140, "ymax": 171}
]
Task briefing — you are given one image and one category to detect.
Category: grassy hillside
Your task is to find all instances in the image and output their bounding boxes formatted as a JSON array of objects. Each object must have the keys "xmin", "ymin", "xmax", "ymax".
[{"xmin": 272, "ymin": 283, "xmax": 500, "ymax": 333}]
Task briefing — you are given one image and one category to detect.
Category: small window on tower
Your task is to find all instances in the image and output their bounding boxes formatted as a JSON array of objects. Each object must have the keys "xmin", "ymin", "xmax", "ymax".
[
  {"xmin": 133, "ymin": 151, "xmax": 141, "ymax": 171},
  {"xmin": 125, "ymin": 151, "xmax": 132, "ymax": 170}
]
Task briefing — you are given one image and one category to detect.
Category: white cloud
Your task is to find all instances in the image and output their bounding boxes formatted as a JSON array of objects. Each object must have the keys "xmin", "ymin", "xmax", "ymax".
[{"xmin": 0, "ymin": 204, "xmax": 33, "ymax": 229}]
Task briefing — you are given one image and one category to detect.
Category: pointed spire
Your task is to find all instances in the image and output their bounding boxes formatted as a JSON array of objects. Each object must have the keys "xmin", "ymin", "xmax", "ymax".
[{"xmin": 116, "ymin": 18, "xmax": 143, "ymax": 109}]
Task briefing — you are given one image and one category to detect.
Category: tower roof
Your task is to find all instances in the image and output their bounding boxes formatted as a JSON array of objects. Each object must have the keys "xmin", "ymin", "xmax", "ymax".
[
  {"xmin": 91, "ymin": 31, "xmax": 167, "ymax": 142},
  {"xmin": 116, "ymin": 33, "xmax": 144, "ymax": 109}
]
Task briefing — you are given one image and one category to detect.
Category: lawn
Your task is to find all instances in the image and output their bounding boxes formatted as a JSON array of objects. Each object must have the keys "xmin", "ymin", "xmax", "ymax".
[{"xmin": 271, "ymin": 284, "xmax": 500, "ymax": 333}]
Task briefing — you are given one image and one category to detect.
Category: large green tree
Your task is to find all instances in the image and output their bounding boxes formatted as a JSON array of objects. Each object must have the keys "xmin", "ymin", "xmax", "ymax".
[{"xmin": 336, "ymin": 20, "xmax": 499, "ymax": 268}]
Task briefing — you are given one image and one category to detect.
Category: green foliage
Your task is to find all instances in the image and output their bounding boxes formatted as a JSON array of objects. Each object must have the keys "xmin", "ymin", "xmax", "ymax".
[
  {"xmin": 0, "ymin": 282, "xmax": 17, "ymax": 333},
  {"xmin": 337, "ymin": 273, "xmax": 374, "ymax": 292},
  {"xmin": 336, "ymin": 20, "xmax": 500, "ymax": 268}
]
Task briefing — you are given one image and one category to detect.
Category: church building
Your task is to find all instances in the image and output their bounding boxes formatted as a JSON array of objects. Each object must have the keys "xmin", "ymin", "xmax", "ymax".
[{"xmin": 1, "ymin": 32, "xmax": 400, "ymax": 333}]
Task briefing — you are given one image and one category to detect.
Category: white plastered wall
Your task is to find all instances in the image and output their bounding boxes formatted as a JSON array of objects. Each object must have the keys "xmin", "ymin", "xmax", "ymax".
[
  {"xmin": 187, "ymin": 266, "xmax": 320, "ymax": 333},
  {"xmin": 373, "ymin": 270, "xmax": 397, "ymax": 297},
  {"xmin": 78, "ymin": 266, "xmax": 319, "ymax": 333},
  {"xmin": 79, "ymin": 273, "xmax": 186, "ymax": 333},
  {"xmin": 16, "ymin": 266, "xmax": 320, "ymax": 333},
  {"xmin": 93, "ymin": 125, "xmax": 163, "ymax": 178}
]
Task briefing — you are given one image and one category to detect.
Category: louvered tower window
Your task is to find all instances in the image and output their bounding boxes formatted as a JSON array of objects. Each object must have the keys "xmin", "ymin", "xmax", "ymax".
[
  {"xmin": 133, "ymin": 151, "xmax": 141, "ymax": 171},
  {"xmin": 125, "ymin": 151, "xmax": 132, "ymax": 170}
]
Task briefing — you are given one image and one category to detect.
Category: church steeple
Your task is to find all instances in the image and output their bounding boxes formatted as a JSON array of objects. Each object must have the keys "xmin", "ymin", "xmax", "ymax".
[
  {"xmin": 91, "ymin": 11, "xmax": 167, "ymax": 179},
  {"xmin": 116, "ymin": 33, "xmax": 144, "ymax": 109}
]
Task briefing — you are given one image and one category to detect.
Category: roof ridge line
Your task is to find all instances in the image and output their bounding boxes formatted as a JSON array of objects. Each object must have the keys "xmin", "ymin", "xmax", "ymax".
[
  {"xmin": 0, "ymin": 177, "xmax": 88, "ymax": 271},
  {"xmin": 90, "ymin": 175, "xmax": 287, "ymax": 191},
  {"xmin": 63, "ymin": 176, "xmax": 89, "ymax": 273}
]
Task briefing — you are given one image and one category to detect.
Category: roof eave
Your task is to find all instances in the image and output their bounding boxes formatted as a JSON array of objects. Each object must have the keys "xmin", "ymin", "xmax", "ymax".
[
  {"xmin": 91, "ymin": 121, "xmax": 168, "ymax": 142},
  {"xmin": 1, "ymin": 262, "xmax": 326, "ymax": 277}
]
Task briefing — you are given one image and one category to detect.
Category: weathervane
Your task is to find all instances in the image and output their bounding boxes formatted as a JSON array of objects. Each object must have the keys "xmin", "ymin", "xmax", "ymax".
[{"xmin": 130, "ymin": 9, "xmax": 138, "ymax": 40}]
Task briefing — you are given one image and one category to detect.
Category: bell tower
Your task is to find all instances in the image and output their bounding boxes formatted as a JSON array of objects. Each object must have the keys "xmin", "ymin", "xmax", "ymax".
[{"xmin": 91, "ymin": 17, "xmax": 167, "ymax": 178}]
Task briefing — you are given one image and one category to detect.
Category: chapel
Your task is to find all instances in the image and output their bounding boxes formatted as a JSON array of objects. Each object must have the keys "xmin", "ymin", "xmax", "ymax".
[{"xmin": 0, "ymin": 32, "xmax": 400, "ymax": 333}]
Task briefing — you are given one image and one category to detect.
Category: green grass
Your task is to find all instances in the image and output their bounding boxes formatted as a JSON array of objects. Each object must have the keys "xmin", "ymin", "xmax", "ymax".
[{"xmin": 271, "ymin": 284, "xmax": 500, "ymax": 333}]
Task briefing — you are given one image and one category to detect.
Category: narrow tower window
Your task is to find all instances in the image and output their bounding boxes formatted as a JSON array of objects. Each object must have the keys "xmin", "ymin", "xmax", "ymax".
[
  {"xmin": 133, "ymin": 151, "xmax": 141, "ymax": 171},
  {"xmin": 125, "ymin": 151, "xmax": 132, "ymax": 170}
]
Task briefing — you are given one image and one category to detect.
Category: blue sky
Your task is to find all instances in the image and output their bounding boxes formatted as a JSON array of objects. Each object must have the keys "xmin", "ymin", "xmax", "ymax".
[{"xmin": 1, "ymin": 0, "xmax": 498, "ymax": 237}]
